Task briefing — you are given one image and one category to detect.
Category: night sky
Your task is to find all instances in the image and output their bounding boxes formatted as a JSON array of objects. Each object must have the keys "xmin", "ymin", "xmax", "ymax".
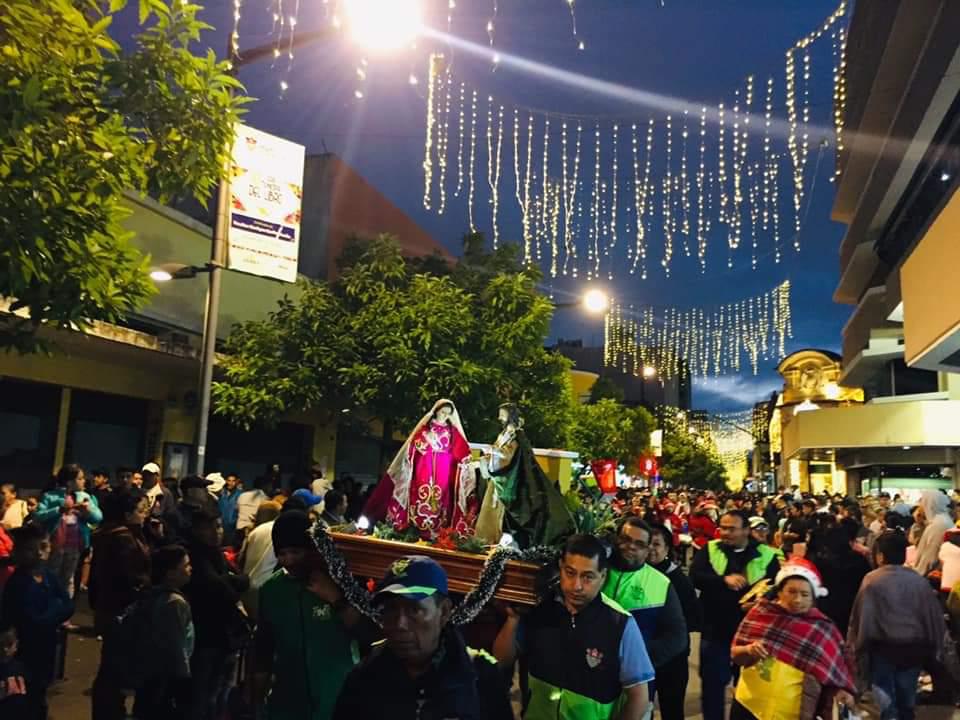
[{"xmin": 145, "ymin": 0, "xmax": 852, "ymax": 413}]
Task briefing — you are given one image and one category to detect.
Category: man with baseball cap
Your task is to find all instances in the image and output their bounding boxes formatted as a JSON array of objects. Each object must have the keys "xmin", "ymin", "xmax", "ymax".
[
  {"xmin": 248, "ymin": 510, "xmax": 363, "ymax": 720},
  {"xmin": 333, "ymin": 555, "xmax": 513, "ymax": 720}
]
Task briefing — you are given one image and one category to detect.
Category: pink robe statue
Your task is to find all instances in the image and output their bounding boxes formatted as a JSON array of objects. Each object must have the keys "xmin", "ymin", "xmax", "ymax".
[{"xmin": 384, "ymin": 400, "xmax": 475, "ymax": 538}]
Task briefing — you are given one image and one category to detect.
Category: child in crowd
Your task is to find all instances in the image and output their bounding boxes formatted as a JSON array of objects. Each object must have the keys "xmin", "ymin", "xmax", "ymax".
[
  {"xmin": 0, "ymin": 623, "xmax": 28, "ymax": 717},
  {"xmin": 0, "ymin": 525, "xmax": 74, "ymax": 719}
]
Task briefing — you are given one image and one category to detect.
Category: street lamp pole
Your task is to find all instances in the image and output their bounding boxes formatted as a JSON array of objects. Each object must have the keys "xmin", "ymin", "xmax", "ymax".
[{"xmin": 193, "ymin": 29, "xmax": 337, "ymax": 476}]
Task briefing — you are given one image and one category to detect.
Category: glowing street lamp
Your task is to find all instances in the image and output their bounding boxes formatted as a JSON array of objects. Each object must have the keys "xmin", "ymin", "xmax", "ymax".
[
  {"xmin": 582, "ymin": 289, "xmax": 611, "ymax": 314},
  {"xmin": 344, "ymin": 0, "xmax": 423, "ymax": 52}
]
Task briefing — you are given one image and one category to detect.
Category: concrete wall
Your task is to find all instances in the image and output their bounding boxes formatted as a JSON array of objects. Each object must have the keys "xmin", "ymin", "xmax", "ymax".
[{"xmin": 902, "ymin": 187, "xmax": 960, "ymax": 367}]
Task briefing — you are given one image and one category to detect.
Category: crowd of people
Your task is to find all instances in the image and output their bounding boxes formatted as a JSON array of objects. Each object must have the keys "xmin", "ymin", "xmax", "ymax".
[{"xmin": 1, "ymin": 463, "xmax": 960, "ymax": 720}]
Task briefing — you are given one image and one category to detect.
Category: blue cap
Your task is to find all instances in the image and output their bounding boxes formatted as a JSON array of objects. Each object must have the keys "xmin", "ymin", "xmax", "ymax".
[{"xmin": 374, "ymin": 555, "xmax": 448, "ymax": 602}]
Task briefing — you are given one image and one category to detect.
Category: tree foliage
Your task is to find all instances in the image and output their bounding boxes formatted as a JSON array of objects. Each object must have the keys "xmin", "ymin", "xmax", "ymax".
[
  {"xmin": 659, "ymin": 430, "xmax": 728, "ymax": 491},
  {"xmin": 0, "ymin": 0, "xmax": 247, "ymax": 352},
  {"xmin": 214, "ymin": 234, "xmax": 574, "ymax": 451},
  {"xmin": 568, "ymin": 399, "xmax": 655, "ymax": 473},
  {"xmin": 588, "ymin": 376, "xmax": 625, "ymax": 404}
]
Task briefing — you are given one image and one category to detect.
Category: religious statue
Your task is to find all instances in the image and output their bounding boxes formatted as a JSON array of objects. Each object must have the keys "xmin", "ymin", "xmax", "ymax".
[
  {"xmin": 383, "ymin": 399, "xmax": 476, "ymax": 538},
  {"xmin": 470, "ymin": 403, "xmax": 574, "ymax": 548}
]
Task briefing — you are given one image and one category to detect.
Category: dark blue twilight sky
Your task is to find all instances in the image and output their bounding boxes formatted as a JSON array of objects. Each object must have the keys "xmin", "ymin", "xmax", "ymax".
[{"xmin": 152, "ymin": 0, "xmax": 851, "ymax": 412}]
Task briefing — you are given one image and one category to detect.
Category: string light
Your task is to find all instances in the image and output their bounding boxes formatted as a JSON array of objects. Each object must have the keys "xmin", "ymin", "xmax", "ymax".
[
  {"xmin": 468, "ymin": 89, "xmax": 478, "ymax": 232},
  {"xmin": 436, "ymin": 70, "xmax": 452, "ymax": 214},
  {"xmin": 762, "ymin": 77, "xmax": 773, "ymax": 231},
  {"xmin": 542, "ymin": 116, "xmax": 552, "ymax": 270},
  {"xmin": 419, "ymin": 1, "xmax": 847, "ymax": 278},
  {"xmin": 832, "ymin": 26, "xmax": 848, "ymax": 181},
  {"xmin": 608, "ymin": 123, "xmax": 619, "ymax": 280},
  {"xmin": 525, "ymin": 114, "xmax": 535, "ymax": 262},
  {"xmin": 717, "ymin": 103, "xmax": 728, "ymax": 226},
  {"xmin": 455, "ymin": 82, "xmax": 465, "ymax": 198},
  {"xmin": 421, "ymin": 54, "xmax": 441, "ymax": 211},
  {"xmin": 486, "ymin": 103, "xmax": 505, "ymax": 247},
  {"xmin": 696, "ymin": 107, "xmax": 707, "ymax": 272},
  {"xmin": 589, "ymin": 123, "xmax": 602, "ymax": 279},
  {"xmin": 566, "ymin": 0, "xmax": 582, "ymax": 50},
  {"xmin": 679, "ymin": 110, "xmax": 691, "ymax": 254},
  {"xmin": 661, "ymin": 114, "xmax": 674, "ymax": 276},
  {"xmin": 605, "ymin": 281, "xmax": 793, "ymax": 379}
]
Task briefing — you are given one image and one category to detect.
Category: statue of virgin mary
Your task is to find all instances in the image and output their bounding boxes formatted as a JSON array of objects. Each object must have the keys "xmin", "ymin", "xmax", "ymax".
[{"xmin": 383, "ymin": 399, "xmax": 475, "ymax": 537}]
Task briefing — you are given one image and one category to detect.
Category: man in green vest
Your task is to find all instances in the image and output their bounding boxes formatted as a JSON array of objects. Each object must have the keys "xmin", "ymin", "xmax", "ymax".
[
  {"xmin": 690, "ymin": 509, "xmax": 779, "ymax": 720},
  {"xmin": 493, "ymin": 533, "xmax": 655, "ymax": 720},
  {"xmin": 604, "ymin": 517, "xmax": 688, "ymax": 720}
]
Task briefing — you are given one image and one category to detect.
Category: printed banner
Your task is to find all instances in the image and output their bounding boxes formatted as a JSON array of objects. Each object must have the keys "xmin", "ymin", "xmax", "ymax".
[{"xmin": 227, "ymin": 124, "xmax": 305, "ymax": 282}]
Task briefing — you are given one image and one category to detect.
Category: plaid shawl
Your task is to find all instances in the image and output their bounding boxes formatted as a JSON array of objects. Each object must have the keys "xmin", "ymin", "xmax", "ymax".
[{"xmin": 733, "ymin": 599, "xmax": 855, "ymax": 693}]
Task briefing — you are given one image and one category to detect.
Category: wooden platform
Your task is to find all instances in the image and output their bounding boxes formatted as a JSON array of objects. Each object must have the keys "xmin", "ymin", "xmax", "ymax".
[{"xmin": 330, "ymin": 532, "xmax": 543, "ymax": 605}]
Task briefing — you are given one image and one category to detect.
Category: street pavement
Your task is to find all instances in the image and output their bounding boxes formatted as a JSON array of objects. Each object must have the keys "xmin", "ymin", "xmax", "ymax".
[{"xmin": 48, "ymin": 597, "xmax": 960, "ymax": 719}]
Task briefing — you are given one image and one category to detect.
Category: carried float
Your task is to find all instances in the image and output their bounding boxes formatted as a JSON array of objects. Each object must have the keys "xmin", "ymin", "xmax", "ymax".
[{"xmin": 313, "ymin": 399, "xmax": 581, "ymax": 621}]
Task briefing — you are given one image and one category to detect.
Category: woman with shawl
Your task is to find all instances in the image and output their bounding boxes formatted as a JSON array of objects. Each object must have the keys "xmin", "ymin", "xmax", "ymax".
[
  {"xmin": 731, "ymin": 559, "xmax": 857, "ymax": 720},
  {"xmin": 384, "ymin": 399, "xmax": 474, "ymax": 538}
]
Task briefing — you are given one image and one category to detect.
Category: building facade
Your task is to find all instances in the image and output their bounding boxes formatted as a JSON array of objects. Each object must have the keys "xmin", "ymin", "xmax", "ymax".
[{"xmin": 773, "ymin": 1, "xmax": 960, "ymax": 498}]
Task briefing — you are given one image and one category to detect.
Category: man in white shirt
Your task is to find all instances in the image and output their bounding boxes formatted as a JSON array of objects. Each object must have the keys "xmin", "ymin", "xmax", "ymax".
[
  {"xmin": 236, "ymin": 480, "xmax": 270, "ymax": 539},
  {"xmin": 1, "ymin": 483, "xmax": 29, "ymax": 529}
]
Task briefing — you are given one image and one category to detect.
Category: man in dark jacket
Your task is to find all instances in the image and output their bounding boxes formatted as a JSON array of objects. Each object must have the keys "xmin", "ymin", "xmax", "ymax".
[
  {"xmin": 690, "ymin": 509, "xmax": 779, "ymax": 720},
  {"xmin": 648, "ymin": 522, "xmax": 703, "ymax": 720},
  {"xmin": 334, "ymin": 555, "xmax": 514, "ymax": 720},
  {"xmin": 184, "ymin": 510, "xmax": 249, "ymax": 720},
  {"xmin": 603, "ymin": 517, "xmax": 688, "ymax": 720}
]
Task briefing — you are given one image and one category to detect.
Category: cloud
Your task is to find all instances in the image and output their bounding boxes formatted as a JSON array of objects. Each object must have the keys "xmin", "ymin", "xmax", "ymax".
[{"xmin": 693, "ymin": 375, "xmax": 782, "ymax": 411}]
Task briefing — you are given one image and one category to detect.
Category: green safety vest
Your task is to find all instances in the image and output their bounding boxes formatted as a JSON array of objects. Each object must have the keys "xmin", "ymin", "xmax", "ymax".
[{"xmin": 706, "ymin": 540, "xmax": 776, "ymax": 586}]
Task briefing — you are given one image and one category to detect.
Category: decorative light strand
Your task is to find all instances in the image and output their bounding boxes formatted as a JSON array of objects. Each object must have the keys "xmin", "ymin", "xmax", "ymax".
[
  {"xmin": 607, "ymin": 123, "xmax": 620, "ymax": 280},
  {"xmin": 661, "ymin": 114, "xmax": 674, "ymax": 276},
  {"xmin": 468, "ymin": 89, "xmax": 478, "ymax": 232},
  {"xmin": 419, "ymin": 1, "xmax": 849, "ymax": 278},
  {"xmin": 486, "ymin": 101, "xmax": 505, "ymax": 247},
  {"xmin": 696, "ymin": 107, "xmax": 707, "ymax": 272},
  {"xmin": 605, "ymin": 281, "xmax": 793, "ymax": 379},
  {"xmin": 436, "ymin": 69, "xmax": 452, "ymax": 214},
  {"xmin": 421, "ymin": 54, "xmax": 440, "ymax": 211},
  {"xmin": 542, "ymin": 117, "xmax": 552, "ymax": 270},
  {"xmin": 455, "ymin": 82, "xmax": 466, "ymax": 197}
]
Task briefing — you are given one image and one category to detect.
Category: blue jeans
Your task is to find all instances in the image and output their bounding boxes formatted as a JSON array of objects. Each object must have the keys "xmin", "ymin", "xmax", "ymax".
[
  {"xmin": 700, "ymin": 637, "xmax": 738, "ymax": 720},
  {"xmin": 870, "ymin": 656, "xmax": 920, "ymax": 720}
]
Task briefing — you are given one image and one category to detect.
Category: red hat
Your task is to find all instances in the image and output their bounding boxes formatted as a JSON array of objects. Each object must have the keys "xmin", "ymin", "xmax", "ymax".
[{"xmin": 776, "ymin": 558, "xmax": 827, "ymax": 597}]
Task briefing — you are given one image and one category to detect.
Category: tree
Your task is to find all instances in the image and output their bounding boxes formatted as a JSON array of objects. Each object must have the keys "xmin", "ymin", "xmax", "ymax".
[
  {"xmin": 659, "ymin": 431, "xmax": 728, "ymax": 491},
  {"xmin": 213, "ymin": 234, "xmax": 575, "ymax": 461},
  {"xmin": 588, "ymin": 376, "xmax": 625, "ymax": 404},
  {"xmin": 0, "ymin": 0, "xmax": 246, "ymax": 351},
  {"xmin": 568, "ymin": 399, "xmax": 655, "ymax": 474}
]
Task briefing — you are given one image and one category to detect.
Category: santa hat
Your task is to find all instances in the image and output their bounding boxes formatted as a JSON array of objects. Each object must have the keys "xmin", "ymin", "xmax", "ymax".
[{"xmin": 776, "ymin": 558, "xmax": 828, "ymax": 598}]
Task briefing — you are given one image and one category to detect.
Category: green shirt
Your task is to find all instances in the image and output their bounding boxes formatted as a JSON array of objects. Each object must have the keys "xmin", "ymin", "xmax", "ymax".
[{"xmin": 258, "ymin": 570, "xmax": 358, "ymax": 720}]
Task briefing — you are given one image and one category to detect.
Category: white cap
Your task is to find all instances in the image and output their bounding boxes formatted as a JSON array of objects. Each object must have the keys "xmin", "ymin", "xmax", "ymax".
[
  {"xmin": 205, "ymin": 472, "xmax": 225, "ymax": 494},
  {"xmin": 141, "ymin": 462, "xmax": 161, "ymax": 475}
]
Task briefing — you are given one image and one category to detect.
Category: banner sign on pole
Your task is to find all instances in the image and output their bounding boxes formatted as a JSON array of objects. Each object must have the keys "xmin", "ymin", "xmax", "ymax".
[{"xmin": 227, "ymin": 124, "xmax": 305, "ymax": 282}]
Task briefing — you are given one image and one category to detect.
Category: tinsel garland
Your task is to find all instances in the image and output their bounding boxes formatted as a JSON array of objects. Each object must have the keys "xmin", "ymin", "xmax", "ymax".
[
  {"xmin": 449, "ymin": 544, "xmax": 559, "ymax": 626},
  {"xmin": 309, "ymin": 522, "xmax": 382, "ymax": 623},
  {"xmin": 310, "ymin": 523, "xmax": 559, "ymax": 627}
]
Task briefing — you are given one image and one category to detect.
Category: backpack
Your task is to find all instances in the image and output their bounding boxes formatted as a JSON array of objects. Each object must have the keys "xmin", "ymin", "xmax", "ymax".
[{"xmin": 103, "ymin": 592, "xmax": 155, "ymax": 691}]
